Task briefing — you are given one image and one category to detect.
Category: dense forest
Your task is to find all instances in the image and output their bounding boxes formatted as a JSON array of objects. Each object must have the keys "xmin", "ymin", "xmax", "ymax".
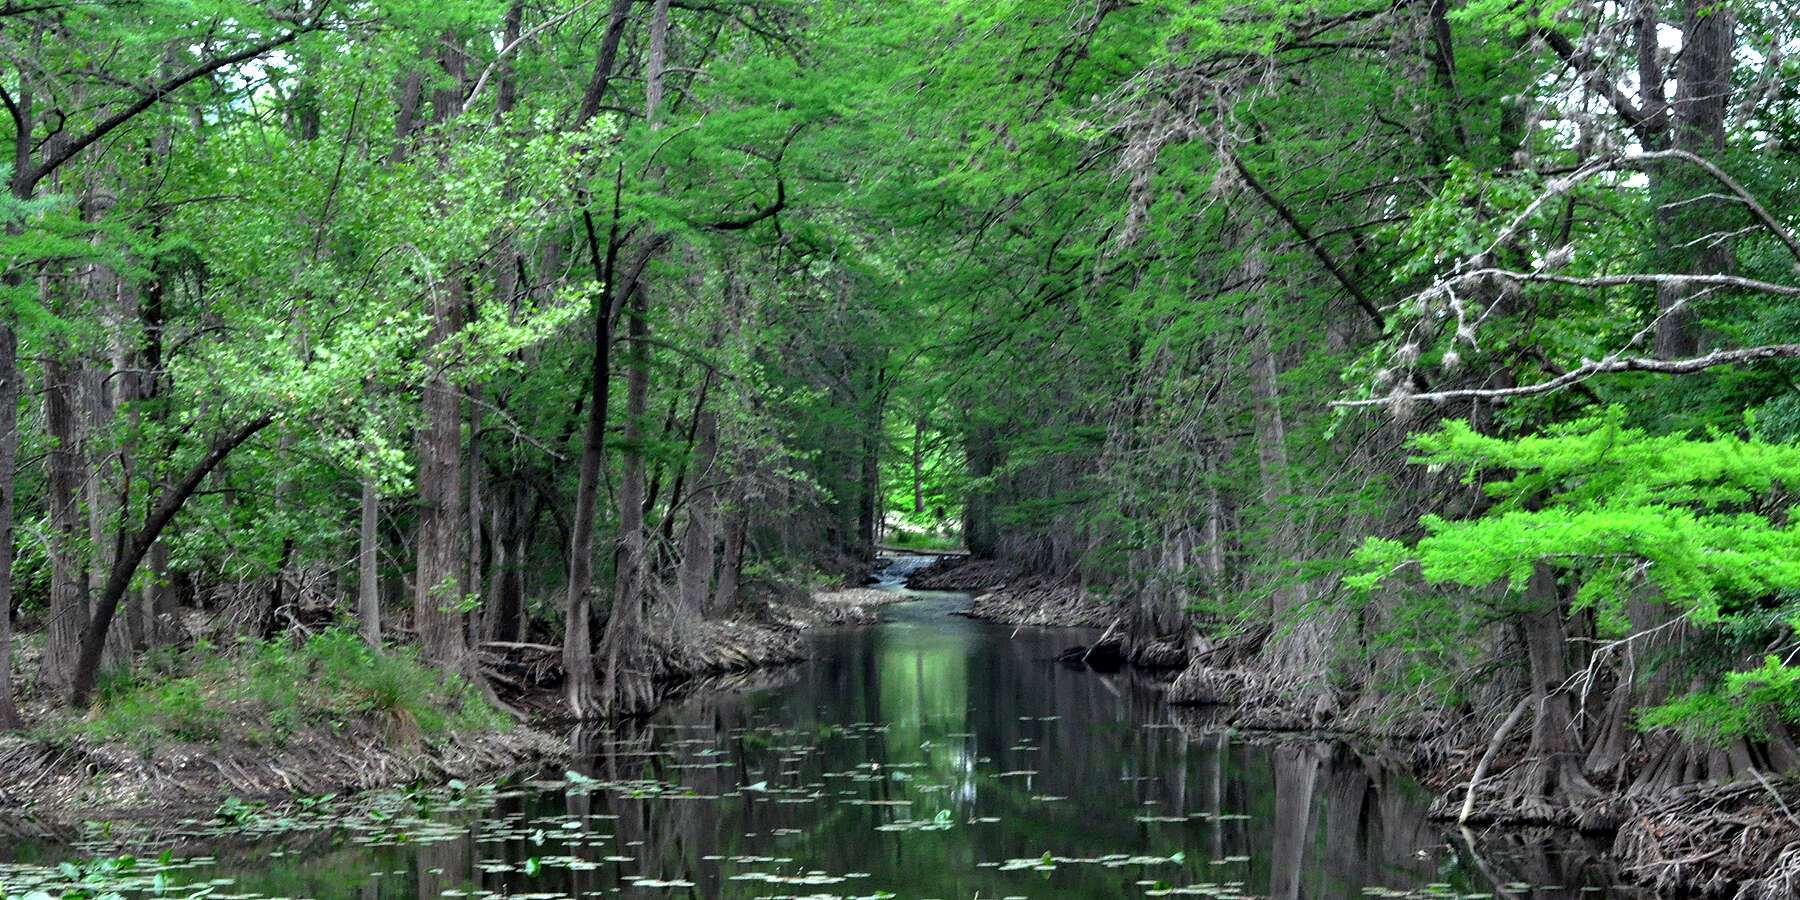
[{"xmin": 5, "ymin": 0, "xmax": 1800, "ymax": 888}]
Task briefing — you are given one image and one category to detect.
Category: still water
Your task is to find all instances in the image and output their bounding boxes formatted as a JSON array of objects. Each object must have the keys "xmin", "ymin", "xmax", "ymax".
[{"xmin": 3, "ymin": 564, "xmax": 1636, "ymax": 899}]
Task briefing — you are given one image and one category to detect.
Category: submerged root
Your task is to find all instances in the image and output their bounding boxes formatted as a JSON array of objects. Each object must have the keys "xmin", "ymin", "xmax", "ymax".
[{"xmin": 1164, "ymin": 664, "xmax": 1338, "ymax": 730}]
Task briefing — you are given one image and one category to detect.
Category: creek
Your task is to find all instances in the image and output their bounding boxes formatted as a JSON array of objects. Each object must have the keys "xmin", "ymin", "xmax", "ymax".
[{"xmin": 2, "ymin": 556, "xmax": 1643, "ymax": 899}]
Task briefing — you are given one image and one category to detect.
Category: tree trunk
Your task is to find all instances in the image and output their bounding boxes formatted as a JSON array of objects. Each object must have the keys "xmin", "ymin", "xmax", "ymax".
[
  {"xmin": 1653, "ymin": 0, "xmax": 1735, "ymax": 360},
  {"xmin": 676, "ymin": 405, "xmax": 719, "ymax": 619},
  {"xmin": 575, "ymin": 0, "xmax": 638, "ymax": 127},
  {"xmin": 856, "ymin": 367, "xmax": 883, "ymax": 556},
  {"xmin": 597, "ymin": 282, "xmax": 656, "ymax": 716},
  {"xmin": 645, "ymin": 0, "xmax": 672, "ymax": 127},
  {"xmin": 0, "ymin": 319, "xmax": 21, "ymax": 728},
  {"xmin": 413, "ymin": 30, "xmax": 474, "ymax": 675},
  {"xmin": 911, "ymin": 415, "xmax": 926, "ymax": 515},
  {"xmin": 466, "ymin": 384, "xmax": 484, "ymax": 651},
  {"xmin": 359, "ymin": 470, "xmax": 382, "ymax": 648},
  {"xmin": 964, "ymin": 424, "xmax": 1002, "ymax": 557},
  {"xmin": 1512, "ymin": 562, "xmax": 1601, "ymax": 822},
  {"xmin": 1244, "ymin": 254, "xmax": 1294, "ymax": 619},
  {"xmin": 486, "ymin": 482, "xmax": 527, "ymax": 644},
  {"xmin": 42, "ymin": 354, "xmax": 88, "ymax": 696},
  {"xmin": 709, "ymin": 503, "xmax": 744, "ymax": 617},
  {"xmin": 564, "ymin": 258, "xmax": 618, "ymax": 718},
  {"xmin": 416, "ymin": 284, "xmax": 471, "ymax": 672},
  {"xmin": 70, "ymin": 415, "xmax": 276, "ymax": 706}
]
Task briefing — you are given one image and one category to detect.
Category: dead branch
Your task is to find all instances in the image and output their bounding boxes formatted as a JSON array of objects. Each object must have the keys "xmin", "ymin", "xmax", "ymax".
[{"xmin": 1337, "ymin": 343, "xmax": 1800, "ymax": 406}]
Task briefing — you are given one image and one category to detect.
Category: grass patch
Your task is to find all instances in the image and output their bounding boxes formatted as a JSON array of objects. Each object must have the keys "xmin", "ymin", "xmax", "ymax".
[
  {"xmin": 883, "ymin": 528, "xmax": 963, "ymax": 551},
  {"xmin": 72, "ymin": 629, "xmax": 508, "ymax": 752}
]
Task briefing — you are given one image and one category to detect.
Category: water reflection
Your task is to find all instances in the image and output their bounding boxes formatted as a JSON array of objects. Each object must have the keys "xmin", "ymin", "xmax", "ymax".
[{"xmin": 2, "ymin": 590, "xmax": 1642, "ymax": 900}]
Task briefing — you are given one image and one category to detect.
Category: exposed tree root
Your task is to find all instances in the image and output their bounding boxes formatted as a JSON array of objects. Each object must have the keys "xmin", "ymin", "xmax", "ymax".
[
  {"xmin": 1165, "ymin": 664, "xmax": 1341, "ymax": 730},
  {"xmin": 1613, "ymin": 777, "xmax": 1800, "ymax": 897},
  {"xmin": 1128, "ymin": 633, "xmax": 1189, "ymax": 668},
  {"xmin": 955, "ymin": 575, "xmax": 1120, "ymax": 627},
  {"xmin": 648, "ymin": 616, "xmax": 802, "ymax": 681},
  {"xmin": 1439, "ymin": 752, "xmax": 1611, "ymax": 830}
]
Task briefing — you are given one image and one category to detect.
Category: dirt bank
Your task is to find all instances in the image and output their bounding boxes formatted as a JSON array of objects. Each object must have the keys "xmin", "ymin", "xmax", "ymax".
[
  {"xmin": 0, "ymin": 723, "xmax": 566, "ymax": 839},
  {"xmin": 960, "ymin": 577, "xmax": 1120, "ymax": 628},
  {"xmin": 767, "ymin": 587, "xmax": 916, "ymax": 629},
  {"xmin": 0, "ymin": 589, "xmax": 882, "ymax": 836},
  {"xmin": 903, "ymin": 556, "xmax": 1122, "ymax": 628}
]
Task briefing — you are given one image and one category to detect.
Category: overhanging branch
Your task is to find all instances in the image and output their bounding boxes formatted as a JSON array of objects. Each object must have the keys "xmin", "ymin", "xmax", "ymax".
[
  {"xmin": 1335, "ymin": 343, "xmax": 1800, "ymax": 407},
  {"xmin": 22, "ymin": 8, "xmax": 329, "ymax": 193},
  {"xmin": 1228, "ymin": 148, "xmax": 1385, "ymax": 329}
]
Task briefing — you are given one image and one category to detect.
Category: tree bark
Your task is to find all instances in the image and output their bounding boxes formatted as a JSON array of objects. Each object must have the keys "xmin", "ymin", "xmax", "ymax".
[
  {"xmin": 856, "ymin": 367, "xmax": 883, "ymax": 556},
  {"xmin": 413, "ymin": 30, "xmax": 475, "ymax": 675},
  {"xmin": 42, "ymin": 354, "xmax": 88, "ymax": 695},
  {"xmin": 575, "ymin": 0, "xmax": 638, "ymax": 128},
  {"xmin": 596, "ymin": 282, "xmax": 656, "ymax": 716},
  {"xmin": 359, "ymin": 469, "xmax": 382, "ymax": 648},
  {"xmin": 415, "ymin": 282, "xmax": 471, "ymax": 672},
  {"xmin": 645, "ymin": 0, "xmax": 672, "ymax": 127},
  {"xmin": 564, "ymin": 220, "xmax": 619, "ymax": 718},
  {"xmin": 675, "ymin": 403, "xmax": 719, "ymax": 619},
  {"xmin": 1653, "ymin": 0, "xmax": 1735, "ymax": 360},
  {"xmin": 0, "ymin": 319, "xmax": 21, "ymax": 728},
  {"xmin": 911, "ymin": 415, "xmax": 926, "ymax": 515},
  {"xmin": 709, "ymin": 503, "xmax": 744, "ymax": 617},
  {"xmin": 1512, "ymin": 561, "xmax": 1600, "ymax": 820}
]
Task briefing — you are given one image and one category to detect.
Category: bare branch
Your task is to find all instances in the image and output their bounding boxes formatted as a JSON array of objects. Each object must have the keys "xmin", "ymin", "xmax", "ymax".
[
  {"xmin": 1227, "ymin": 147, "xmax": 1385, "ymax": 329},
  {"xmin": 1537, "ymin": 25, "xmax": 1658, "ymax": 146},
  {"xmin": 1478, "ymin": 150, "xmax": 1800, "ymax": 271},
  {"xmin": 462, "ymin": 0, "xmax": 597, "ymax": 116},
  {"xmin": 1623, "ymin": 149, "xmax": 1800, "ymax": 268},
  {"xmin": 1335, "ymin": 343, "xmax": 1800, "ymax": 407},
  {"xmin": 1459, "ymin": 267, "xmax": 1800, "ymax": 299},
  {"xmin": 0, "ymin": 83, "xmax": 21, "ymax": 140}
]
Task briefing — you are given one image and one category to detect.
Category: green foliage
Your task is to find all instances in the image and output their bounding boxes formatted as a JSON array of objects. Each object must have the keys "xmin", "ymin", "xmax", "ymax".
[
  {"xmin": 1640, "ymin": 654, "xmax": 1800, "ymax": 743},
  {"xmin": 1353, "ymin": 409, "xmax": 1800, "ymax": 739}
]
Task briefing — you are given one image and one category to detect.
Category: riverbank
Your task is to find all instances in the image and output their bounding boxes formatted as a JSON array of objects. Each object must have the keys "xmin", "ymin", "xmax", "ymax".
[
  {"xmin": 0, "ymin": 723, "xmax": 566, "ymax": 840},
  {"xmin": 1175, "ymin": 657, "xmax": 1800, "ymax": 896},
  {"xmin": 0, "ymin": 569, "xmax": 921, "ymax": 836},
  {"xmin": 923, "ymin": 552, "xmax": 1800, "ymax": 898}
]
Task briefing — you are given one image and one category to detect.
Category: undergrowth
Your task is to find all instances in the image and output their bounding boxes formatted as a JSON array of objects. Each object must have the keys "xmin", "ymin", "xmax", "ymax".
[
  {"xmin": 63, "ymin": 630, "xmax": 508, "ymax": 752},
  {"xmin": 882, "ymin": 527, "xmax": 962, "ymax": 551}
]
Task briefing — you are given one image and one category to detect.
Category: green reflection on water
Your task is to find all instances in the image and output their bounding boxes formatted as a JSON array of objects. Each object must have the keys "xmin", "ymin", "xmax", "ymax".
[{"xmin": 3, "ymin": 594, "xmax": 1640, "ymax": 900}]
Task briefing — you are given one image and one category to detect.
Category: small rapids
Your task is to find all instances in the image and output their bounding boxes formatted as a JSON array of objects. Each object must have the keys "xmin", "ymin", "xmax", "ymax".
[{"xmin": 867, "ymin": 552, "xmax": 940, "ymax": 588}]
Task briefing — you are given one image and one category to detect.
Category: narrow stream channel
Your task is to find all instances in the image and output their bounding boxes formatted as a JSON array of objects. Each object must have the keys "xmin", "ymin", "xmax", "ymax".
[{"xmin": 3, "ymin": 556, "xmax": 1643, "ymax": 899}]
